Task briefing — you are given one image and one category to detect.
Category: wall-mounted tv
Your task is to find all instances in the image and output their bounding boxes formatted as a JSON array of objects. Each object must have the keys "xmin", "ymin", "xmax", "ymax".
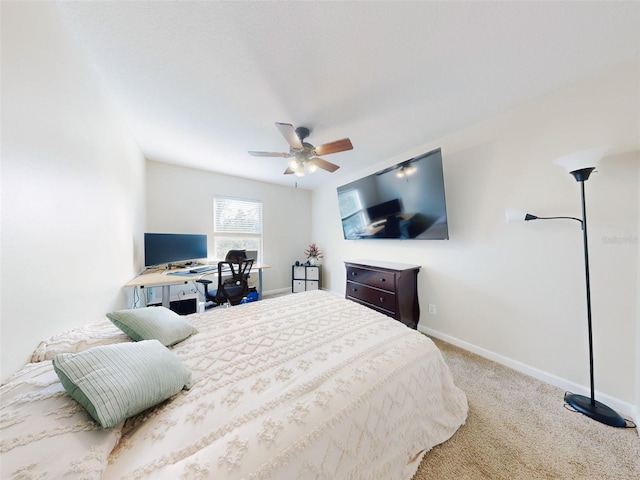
[
  {"xmin": 144, "ymin": 233, "xmax": 208, "ymax": 267},
  {"xmin": 337, "ymin": 148, "xmax": 449, "ymax": 240}
]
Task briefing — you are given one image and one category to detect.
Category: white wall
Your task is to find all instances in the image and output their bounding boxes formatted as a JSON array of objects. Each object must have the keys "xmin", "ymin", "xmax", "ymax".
[
  {"xmin": 145, "ymin": 160, "xmax": 312, "ymax": 294},
  {"xmin": 312, "ymin": 60, "xmax": 639, "ymax": 417},
  {"xmin": 1, "ymin": 1, "xmax": 146, "ymax": 381},
  {"xmin": 637, "ymin": 162, "xmax": 640, "ymax": 421}
]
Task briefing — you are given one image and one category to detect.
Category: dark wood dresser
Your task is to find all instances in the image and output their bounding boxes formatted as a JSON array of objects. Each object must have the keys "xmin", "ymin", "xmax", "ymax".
[{"xmin": 344, "ymin": 260, "xmax": 421, "ymax": 329}]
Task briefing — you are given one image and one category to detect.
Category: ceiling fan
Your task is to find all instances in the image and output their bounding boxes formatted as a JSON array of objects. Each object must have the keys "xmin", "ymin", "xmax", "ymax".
[{"xmin": 248, "ymin": 122, "xmax": 353, "ymax": 176}]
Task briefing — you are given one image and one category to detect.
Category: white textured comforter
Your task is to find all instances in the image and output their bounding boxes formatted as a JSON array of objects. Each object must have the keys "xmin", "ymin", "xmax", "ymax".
[
  {"xmin": 1, "ymin": 290, "xmax": 467, "ymax": 479},
  {"xmin": 106, "ymin": 291, "xmax": 467, "ymax": 479}
]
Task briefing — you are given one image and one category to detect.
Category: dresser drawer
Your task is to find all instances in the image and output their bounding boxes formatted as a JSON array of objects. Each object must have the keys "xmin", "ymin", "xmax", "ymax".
[
  {"xmin": 292, "ymin": 280, "xmax": 306, "ymax": 293},
  {"xmin": 293, "ymin": 266, "xmax": 307, "ymax": 280},
  {"xmin": 346, "ymin": 266, "xmax": 396, "ymax": 292},
  {"xmin": 345, "ymin": 261, "xmax": 421, "ymax": 329},
  {"xmin": 305, "ymin": 266, "xmax": 320, "ymax": 281},
  {"xmin": 346, "ymin": 281, "xmax": 396, "ymax": 315}
]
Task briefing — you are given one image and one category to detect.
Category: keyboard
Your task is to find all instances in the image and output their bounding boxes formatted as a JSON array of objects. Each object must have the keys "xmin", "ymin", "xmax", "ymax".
[{"xmin": 188, "ymin": 266, "xmax": 216, "ymax": 274}]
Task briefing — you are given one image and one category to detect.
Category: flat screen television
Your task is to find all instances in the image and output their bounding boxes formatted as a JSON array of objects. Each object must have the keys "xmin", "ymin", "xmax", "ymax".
[
  {"xmin": 144, "ymin": 233, "xmax": 208, "ymax": 267},
  {"xmin": 337, "ymin": 148, "xmax": 449, "ymax": 240}
]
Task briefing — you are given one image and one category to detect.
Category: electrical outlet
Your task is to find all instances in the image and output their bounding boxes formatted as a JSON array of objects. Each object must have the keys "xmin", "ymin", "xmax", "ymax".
[{"xmin": 428, "ymin": 304, "xmax": 437, "ymax": 315}]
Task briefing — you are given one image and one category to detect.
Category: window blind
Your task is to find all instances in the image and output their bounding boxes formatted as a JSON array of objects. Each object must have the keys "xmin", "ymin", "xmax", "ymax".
[{"xmin": 213, "ymin": 197, "xmax": 263, "ymax": 234}]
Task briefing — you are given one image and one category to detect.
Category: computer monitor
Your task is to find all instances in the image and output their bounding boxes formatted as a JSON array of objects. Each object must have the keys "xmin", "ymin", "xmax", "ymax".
[{"xmin": 144, "ymin": 233, "xmax": 207, "ymax": 267}]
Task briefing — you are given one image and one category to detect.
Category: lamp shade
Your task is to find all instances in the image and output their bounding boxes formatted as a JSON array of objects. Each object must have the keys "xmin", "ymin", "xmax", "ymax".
[
  {"xmin": 553, "ymin": 148, "xmax": 606, "ymax": 173},
  {"xmin": 505, "ymin": 208, "xmax": 528, "ymax": 223},
  {"xmin": 307, "ymin": 160, "xmax": 318, "ymax": 174}
]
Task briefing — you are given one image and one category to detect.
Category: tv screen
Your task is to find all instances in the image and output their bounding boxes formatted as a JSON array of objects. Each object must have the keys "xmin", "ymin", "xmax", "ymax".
[
  {"xmin": 144, "ymin": 233, "xmax": 208, "ymax": 267},
  {"xmin": 337, "ymin": 148, "xmax": 449, "ymax": 240}
]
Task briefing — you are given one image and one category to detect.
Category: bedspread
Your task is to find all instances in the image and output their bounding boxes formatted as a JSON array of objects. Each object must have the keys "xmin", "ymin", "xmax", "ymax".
[{"xmin": 104, "ymin": 290, "xmax": 467, "ymax": 479}]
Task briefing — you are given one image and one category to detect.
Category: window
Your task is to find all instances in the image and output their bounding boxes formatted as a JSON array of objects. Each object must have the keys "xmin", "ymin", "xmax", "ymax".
[
  {"xmin": 337, "ymin": 189, "xmax": 366, "ymax": 238},
  {"xmin": 213, "ymin": 196, "xmax": 263, "ymax": 261}
]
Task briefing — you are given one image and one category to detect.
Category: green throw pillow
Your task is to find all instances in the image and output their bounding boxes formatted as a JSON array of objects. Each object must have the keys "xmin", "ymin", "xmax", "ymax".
[
  {"xmin": 106, "ymin": 306, "xmax": 197, "ymax": 346},
  {"xmin": 52, "ymin": 340, "xmax": 192, "ymax": 429}
]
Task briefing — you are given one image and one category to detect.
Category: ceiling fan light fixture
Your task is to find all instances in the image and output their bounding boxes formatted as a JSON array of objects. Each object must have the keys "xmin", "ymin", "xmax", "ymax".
[
  {"xmin": 288, "ymin": 158, "xmax": 301, "ymax": 171},
  {"xmin": 250, "ymin": 123, "xmax": 351, "ymax": 177}
]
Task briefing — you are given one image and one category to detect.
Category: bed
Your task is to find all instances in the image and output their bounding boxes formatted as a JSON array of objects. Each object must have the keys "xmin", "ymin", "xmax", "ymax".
[{"xmin": 1, "ymin": 290, "xmax": 467, "ymax": 479}]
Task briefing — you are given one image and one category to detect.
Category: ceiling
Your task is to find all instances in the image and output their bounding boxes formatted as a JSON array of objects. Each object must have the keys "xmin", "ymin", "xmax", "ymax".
[{"xmin": 54, "ymin": 1, "xmax": 640, "ymax": 190}]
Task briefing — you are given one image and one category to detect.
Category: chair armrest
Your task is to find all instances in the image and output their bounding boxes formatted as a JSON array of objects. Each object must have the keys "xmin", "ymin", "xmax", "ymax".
[{"xmin": 196, "ymin": 279, "xmax": 213, "ymax": 285}]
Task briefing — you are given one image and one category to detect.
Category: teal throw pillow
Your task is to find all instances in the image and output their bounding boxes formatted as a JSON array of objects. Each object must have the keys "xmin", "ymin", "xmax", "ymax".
[
  {"xmin": 106, "ymin": 306, "xmax": 197, "ymax": 346},
  {"xmin": 52, "ymin": 340, "xmax": 192, "ymax": 429}
]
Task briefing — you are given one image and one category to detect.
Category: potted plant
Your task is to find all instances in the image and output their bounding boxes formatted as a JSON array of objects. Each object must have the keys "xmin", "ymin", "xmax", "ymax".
[{"xmin": 305, "ymin": 243, "xmax": 323, "ymax": 266}]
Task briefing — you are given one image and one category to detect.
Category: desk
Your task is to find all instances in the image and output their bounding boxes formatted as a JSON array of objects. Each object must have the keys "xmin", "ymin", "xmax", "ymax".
[{"xmin": 125, "ymin": 263, "xmax": 270, "ymax": 308}]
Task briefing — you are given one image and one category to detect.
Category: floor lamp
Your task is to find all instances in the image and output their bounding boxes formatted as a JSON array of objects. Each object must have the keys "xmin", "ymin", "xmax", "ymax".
[{"xmin": 506, "ymin": 148, "xmax": 627, "ymax": 428}]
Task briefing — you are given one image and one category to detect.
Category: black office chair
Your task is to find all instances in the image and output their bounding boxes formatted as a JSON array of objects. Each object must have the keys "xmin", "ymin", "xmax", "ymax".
[
  {"xmin": 197, "ymin": 259, "xmax": 254, "ymax": 307},
  {"xmin": 224, "ymin": 249, "xmax": 256, "ymax": 294},
  {"xmin": 225, "ymin": 249, "xmax": 247, "ymax": 263}
]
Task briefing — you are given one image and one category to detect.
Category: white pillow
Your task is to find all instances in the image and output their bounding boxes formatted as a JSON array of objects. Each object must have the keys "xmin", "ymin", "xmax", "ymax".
[
  {"xmin": 30, "ymin": 317, "xmax": 131, "ymax": 362},
  {"xmin": 0, "ymin": 361, "xmax": 121, "ymax": 479}
]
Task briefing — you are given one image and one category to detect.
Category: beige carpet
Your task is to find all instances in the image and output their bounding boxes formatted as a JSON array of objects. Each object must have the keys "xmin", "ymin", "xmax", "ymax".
[{"xmin": 413, "ymin": 338, "xmax": 640, "ymax": 479}]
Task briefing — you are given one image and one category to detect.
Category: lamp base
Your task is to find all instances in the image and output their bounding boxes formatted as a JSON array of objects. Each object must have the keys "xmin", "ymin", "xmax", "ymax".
[{"xmin": 564, "ymin": 392, "xmax": 627, "ymax": 427}]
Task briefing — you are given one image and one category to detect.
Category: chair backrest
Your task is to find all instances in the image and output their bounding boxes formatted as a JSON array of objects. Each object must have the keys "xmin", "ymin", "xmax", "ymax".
[
  {"xmin": 225, "ymin": 249, "xmax": 247, "ymax": 263},
  {"xmin": 215, "ymin": 259, "xmax": 254, "ymax": 305}
]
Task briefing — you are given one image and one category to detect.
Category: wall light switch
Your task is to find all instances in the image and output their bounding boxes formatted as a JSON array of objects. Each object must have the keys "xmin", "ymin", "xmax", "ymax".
[{"xmin": 428, "ymin": 304, "xmax": 437, "ymax": 315}]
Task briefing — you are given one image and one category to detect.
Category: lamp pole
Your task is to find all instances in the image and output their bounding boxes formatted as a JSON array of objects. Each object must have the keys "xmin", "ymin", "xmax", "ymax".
[
  {"xmin": 578, "ymin": 179, "xmax": 595, "ymax": 406},
  {"xmin": 563, "ymin": 167, "xmax": 626, "ymax": 427}
]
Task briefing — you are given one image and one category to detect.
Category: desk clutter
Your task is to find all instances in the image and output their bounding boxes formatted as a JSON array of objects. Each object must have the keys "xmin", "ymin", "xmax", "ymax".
[{"xmin": 167, "ymin": 265, "xmax": 219, "ymax": 276}]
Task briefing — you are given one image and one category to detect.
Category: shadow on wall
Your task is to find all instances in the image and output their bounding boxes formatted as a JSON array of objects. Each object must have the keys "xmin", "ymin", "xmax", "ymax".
[{"xmin": 438, "ymin": 142, "xmax": 497, "ymax": 240}]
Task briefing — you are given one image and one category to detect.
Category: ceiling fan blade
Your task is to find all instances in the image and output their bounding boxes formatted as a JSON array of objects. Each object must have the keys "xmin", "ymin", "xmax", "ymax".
[
  {"xmin": 284, "ymin": 166, "xmax": 295, "ymax": 175},
  {"xmin": 314, "ymin": 138, "xmax": 353, "ymax": 156},
  {"xmin": 311, "ymin": 157, "xmax": 340, "ymax": 172},
  {"xmin": 248, "ymin": 151, "xmax": 291, "ymax": 157},
  {"xmin": 275, "ymin": 122, "xmax": 303, "ymax": 150}
]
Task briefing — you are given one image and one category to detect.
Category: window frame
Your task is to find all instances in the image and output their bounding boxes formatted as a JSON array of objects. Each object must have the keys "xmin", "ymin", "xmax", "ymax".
[{"xmin": 212, "ymin": 196, "xmax": 263, "ymax": 262}]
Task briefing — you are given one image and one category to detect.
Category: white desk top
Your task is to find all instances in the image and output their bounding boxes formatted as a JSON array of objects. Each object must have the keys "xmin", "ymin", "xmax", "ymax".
[{"xmin": 125, "ymin": 263, "xmax": 270, "ymax": 288}]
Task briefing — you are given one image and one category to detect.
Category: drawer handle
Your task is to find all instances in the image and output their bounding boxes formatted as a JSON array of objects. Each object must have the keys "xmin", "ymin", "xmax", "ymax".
[
  {"xmin": 351, "ymin": 271, "xmax": 357, "ymax": 276},
  {"xmin": 380, "ymin": 278, "xmax": 386, "ymax": 282},
  {"xmin": 379, "ymin": 297, "xmax": 385, "ymax": 302},
  {"xmin": 352, "ymin": 288, "xmax": 358, "ymax": 293}
]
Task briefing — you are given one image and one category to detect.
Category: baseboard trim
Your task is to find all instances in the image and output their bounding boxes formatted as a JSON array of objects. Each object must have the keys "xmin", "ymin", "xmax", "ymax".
[
  {"xmin": 418, "ymin": 325, "xmax": 637, "ymax": 424},
  {"xmin": 262, "ymin": 287, "xmax": 292, "ymax": 298}
]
